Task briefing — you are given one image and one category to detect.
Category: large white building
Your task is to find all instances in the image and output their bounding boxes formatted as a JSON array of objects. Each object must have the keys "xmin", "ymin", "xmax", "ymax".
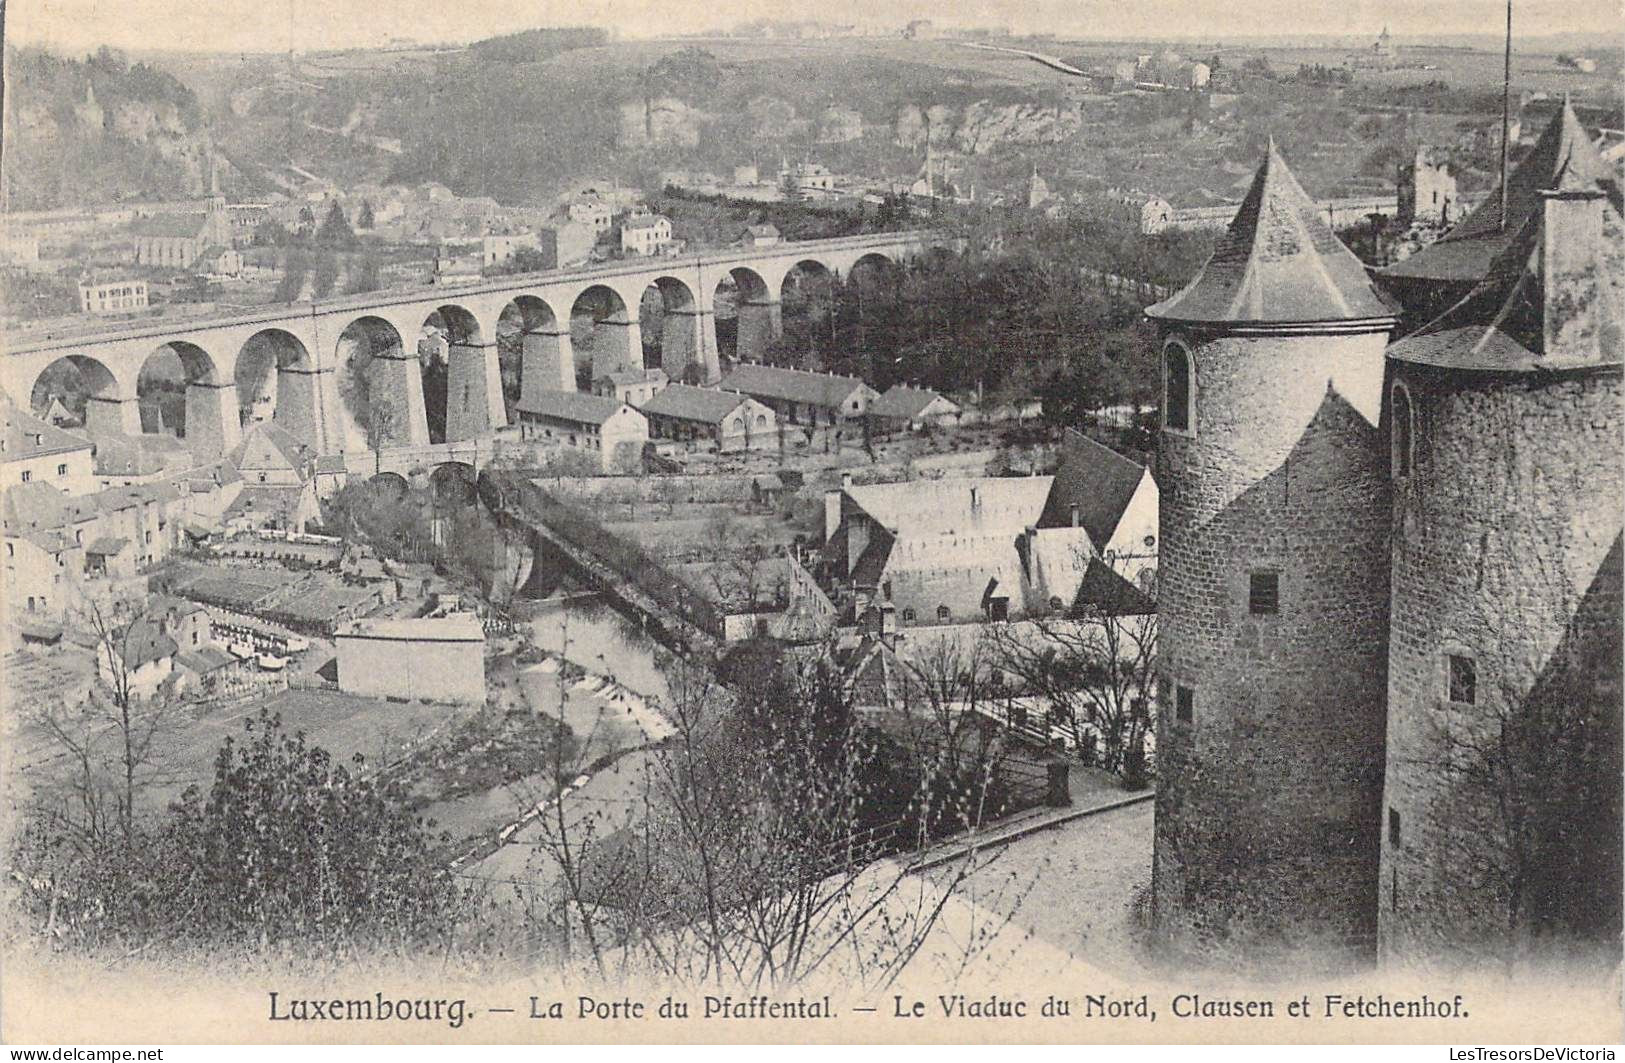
[
  {"xmin": 620, "ymin": 213, "xmax": 674, "ymax": 256},
  {"xmin": 78, "ymin": 277, "xmax": 149, "ymax": 315},
  {"xmin": 334, "ymin": 614, "xmax": 486, "ymax": 704}
]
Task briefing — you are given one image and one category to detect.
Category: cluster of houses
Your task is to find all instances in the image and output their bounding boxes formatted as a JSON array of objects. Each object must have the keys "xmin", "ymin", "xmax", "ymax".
[
  {"xmin": 657, "ymin": 427, "xmax": 1159, "ymax": 737},
  {"xmin": 514, "ymin": 361, "xmax": 970, "ymax": 471},
  {"xmin": 1, "ymin": 395, "xmax": 324, "ymax": 636}
]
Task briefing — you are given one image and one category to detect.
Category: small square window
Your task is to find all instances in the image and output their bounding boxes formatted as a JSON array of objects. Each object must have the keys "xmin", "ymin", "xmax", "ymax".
[
  {"xmin": 1175, "ymin": 685, "xmax": 1194, "ymax": 725},
  {"xmin": 1388, "ymin": 807, "xmax": 1401, "ymax": 846},
  {"xmin": 1447, "ymin": 654, "xmax": 1476, "ymax": 705},
  {"xmin": 1249, "ymin": 571, "xmax": 1279, "ymax": 615},
  {"xmin": 56, "ymin": 464, "xmax": 67, "ymax": 476}
]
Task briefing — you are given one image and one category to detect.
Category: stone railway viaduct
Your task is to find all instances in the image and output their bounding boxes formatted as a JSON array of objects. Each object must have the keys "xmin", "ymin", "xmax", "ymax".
[{"xmin": 1, "ymin": 232, "xmax": 950, "ymax": 462}]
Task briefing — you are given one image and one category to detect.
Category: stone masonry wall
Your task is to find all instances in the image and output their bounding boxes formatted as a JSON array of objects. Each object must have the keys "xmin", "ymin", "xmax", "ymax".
[
  {"xmin": 1380, "ymin": 365, "xmax": 1624, "ymax": 965},
  {"xmin": 1153, "ymin": 327, "xmax": 1392, "ymax": 973}
]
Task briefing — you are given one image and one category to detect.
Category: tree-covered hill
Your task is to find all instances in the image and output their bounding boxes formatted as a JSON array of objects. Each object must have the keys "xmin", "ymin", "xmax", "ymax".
[{"xmin": 5, "ymin": 46, "xmax": 215, "ymax": 209}]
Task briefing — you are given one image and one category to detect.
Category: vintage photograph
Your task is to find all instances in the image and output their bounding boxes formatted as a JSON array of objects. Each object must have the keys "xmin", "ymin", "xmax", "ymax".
[{"xmin": 0, "ymin": 0, "xmax": 1619, "ymax": 1047}]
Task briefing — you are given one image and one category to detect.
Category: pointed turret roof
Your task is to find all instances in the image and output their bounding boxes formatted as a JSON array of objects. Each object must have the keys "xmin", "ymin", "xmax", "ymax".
[
  {"xmin": 1145, "ymin": 141, "xmax": 1395, "ymax": 328},
  {"xmin": 1388, "ymin": 169, "xmax": 1623, "ymax": 372},
  {"xmin": 1382, "ymin": 101, "xmax": 1621, "ymax": 285}
]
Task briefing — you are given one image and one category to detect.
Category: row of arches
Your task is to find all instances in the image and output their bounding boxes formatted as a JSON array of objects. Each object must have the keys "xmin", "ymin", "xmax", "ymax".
[{"xmin": 26, "ymin": 254, "xmax": 909, "ymax": 458}]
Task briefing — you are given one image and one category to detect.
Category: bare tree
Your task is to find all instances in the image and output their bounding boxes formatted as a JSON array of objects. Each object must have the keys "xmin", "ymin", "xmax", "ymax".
[
  {"xmin": 987, "ymin": 549, "xmax": 1157, "ymax": 779},
  {"xmin": 21, "ymin": 602, "xmax": 189, "ymax": 855},
  {"xmin": 510, "ymin": 642, "xmax": 1016, "ymax": 991}
]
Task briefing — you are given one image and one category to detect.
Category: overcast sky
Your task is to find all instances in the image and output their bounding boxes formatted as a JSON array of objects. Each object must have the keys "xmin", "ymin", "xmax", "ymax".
[{"xmin": 5, "ymin": 0, "xmax": 1616, "ymax": 54}]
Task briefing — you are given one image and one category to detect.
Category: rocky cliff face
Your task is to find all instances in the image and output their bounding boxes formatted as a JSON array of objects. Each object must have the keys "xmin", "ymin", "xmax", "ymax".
[
  {"xmin": 618, "ymin": 96, "xmax": 711, "ymax": 149},
  {"xmin": 894, "ymin": 100, "xmax": 1082, "ymax": 154},
  {"xmin": 610, "ymin": 92, "xmax": 1082, "ymax": 158},
  {"xmin": 6, "ymin": 52, "xmax": 214, "ymax": 209}
]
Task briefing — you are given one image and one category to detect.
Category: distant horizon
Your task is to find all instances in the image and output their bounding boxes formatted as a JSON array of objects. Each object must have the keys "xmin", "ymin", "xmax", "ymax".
[{"xmin": 4, "ymin": 0, "xmax": 1618, "ymax": 58}]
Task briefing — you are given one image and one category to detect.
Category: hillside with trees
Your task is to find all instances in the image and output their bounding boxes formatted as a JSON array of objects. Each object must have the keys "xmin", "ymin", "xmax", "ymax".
[{"xmin": 4, "ymin": 47, "xmax": 215, "ymax": 209}]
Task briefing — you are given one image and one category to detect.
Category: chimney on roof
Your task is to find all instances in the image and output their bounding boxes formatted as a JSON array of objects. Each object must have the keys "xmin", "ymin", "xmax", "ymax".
[
  {"xmin": 1541, "ymin": 183, "xmax": 1617, "ymax": 361},
  {"xmin": 1070, "ymin": 502, "xmax": 1080, "ymax": 527}
]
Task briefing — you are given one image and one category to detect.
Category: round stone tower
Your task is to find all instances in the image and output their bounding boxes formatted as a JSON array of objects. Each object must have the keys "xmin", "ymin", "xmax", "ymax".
[
  {"xmin": 1380, "ymin": 107, "xmax": 1624, "ymax": 964},
  {"xmin": 1145, "ymin": 141, "xmax": 1398, "ymax": 970}
]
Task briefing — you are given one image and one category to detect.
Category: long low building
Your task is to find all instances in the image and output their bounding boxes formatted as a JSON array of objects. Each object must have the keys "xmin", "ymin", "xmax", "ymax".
[
  {"xmin": 638, "ymin": 384, "xmax": 778, "ymax": 453},
  {"xmin": 717, "ymin": 363, "xmax": 878, "ymax": 428},
  {"xmin": 514, "ymin": 390, "xmax": 649, "ymax": 472},
  {"xmin": 334, "ymin": 613, "xmax": 486, "ymax": 704}
]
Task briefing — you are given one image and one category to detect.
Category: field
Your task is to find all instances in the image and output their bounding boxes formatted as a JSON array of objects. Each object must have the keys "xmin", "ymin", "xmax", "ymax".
[{"xmin": 11, "ymin": 686, "xmax": 472, "ymax": 816}]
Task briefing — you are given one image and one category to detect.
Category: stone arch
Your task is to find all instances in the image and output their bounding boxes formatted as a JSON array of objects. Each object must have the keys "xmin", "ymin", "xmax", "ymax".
[
  {"xmin": 850, "ymin": 251, "xmax": 900, "ymax": 276},
  {"xmin": 499, "ymin": 294, "xmax": 573, "ymax": 407},
  {"xmin": 428, "ymin": 303, "xmax": 484, "ymax": 346},
  {"xmin": 366, "ymin": 470, "xmax": 410, "ymax": 498},
  {"xmin": 428, "ymin": 460, "xmax": 479, "ymax": 508},
  {"xmin": 27, "ymin": 353, "xmax": 127, "ymax": 435},
  {"xmin": 137, "ymin": 340, "xmax": 238, "ymax": 456},
  {"xmin": 416, "ymin": 305, "xmax": 478, "ymax": 445},
  {"xmin": 779, "ymin": 259, "xmax": 839, "ymax": 368},
  {"xmin": 571, "ymin": 283, "xmax": 640, "ymax": 380},
  {"xmin": 843, "ymin": 252, "xmax": 905, "ymax": 382},
  {"xmin": 643, "ymin": 275, "xmax": 712, "ymax": 383},
  {"xmin": 336, "ymin": 315, "xmax": 426, "ymax": 451},
  {"xmin": 1162, "ymin": 336, "xmax": 1195, "ymax": 435},
  {"xmin": 715, "ymin": 266, "xmax": 778, "ymax": 364},
  {"xmin": 425, "ymin": 304, "xmax": 505, "ymax": 443},
  {"xmin": 780, "ymin": 258, "xmax": 837, "ymax": 303},
  {"xmin": 237, "ymin": 328, "xmax": 321, "ymax": 448}
]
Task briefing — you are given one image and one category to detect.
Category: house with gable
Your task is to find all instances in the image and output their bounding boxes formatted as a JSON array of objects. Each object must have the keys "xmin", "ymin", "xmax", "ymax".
[
  {"xmin": 866, "ymin": 384, "xmax": 962, "ymax": 435},
  {"xmin": 223, "ymin": 423, "xmax": 319, "ymax": 532},
  {"xmin": 818, "ymin": 432, "xmax": 1157, "ymax": 627}
]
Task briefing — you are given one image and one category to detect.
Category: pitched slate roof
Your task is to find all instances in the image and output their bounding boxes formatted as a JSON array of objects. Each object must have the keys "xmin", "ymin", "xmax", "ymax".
[
  {"xmin": 230, "ymin": 423, "xmax": 315, "ymax": 478},
  {"xmin": 84, "ymin": 536, "xmax": 128, "ymax": 556},
  {"xmin": 188, "ymin": 459, "xmax": 243, "ymax": 492},
  {"xmin": 1072, "ymin": 556, "xmax": 1155, "ymax": 616},
  {"xmin": 88, "ymin": 430, "xmax": 187, "ymax": 477},
  {"xmin": 1037, "ymin": 430, "xmax": 1148, "ymax": 550},
  {"xmin": 176, "ymin": 645, "xmax": 236, "ymax": 673},
  {"xmin": 596, "ymin": 367, "xmax": 667, "ymax": 387},
  {"xmin": 515, "ymin": 389, "xmax": 633, "ymax": 426},
  {"xmin": 3, "ymin": 480, "xmax": 91, "ymax": 535},
  {"xmin": 622, "ymin": 214, "xmax": 670, "ymax": 232},
  {"xmin": 638, "ymin": 384, "xmax": 749, "ymax": 424},
  {"xmin": 130, "ymin": 212, "xmax": 210, "ymax": 239},
  {"xmin": 719, "ymin": 363, "xmax": 872, "ymax": 410},
  {"xmin": 116, "ymin": 618, "xmax": 178, "ymax": 669},
  {"xmin": 1382, "ymin": 102, "xmax": 1622, "ymax": 286},
  {"xmin": 224, "ymin": 483, "xmax": 310, "ymax": 525},
  {"xmin": 845, "ymin": 476, "xmax": 1053, "ymax": 538},
  {"xmin": 3, "ymin": 402, "xmax": 93, "ymax": 462},
  {"xmin": 868, "ymin": 384, "xmax": 958, "ymax": 421},
  {"xmin": 1146, "ymin": 140, "xmax": 1395, "ymax": 327},
  {"xmin": 1387, "ymin": 180, "xmax": 1624, "ymax": 372}
]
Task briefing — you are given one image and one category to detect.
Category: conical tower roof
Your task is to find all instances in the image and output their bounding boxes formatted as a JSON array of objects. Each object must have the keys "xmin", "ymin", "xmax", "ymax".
[
  {"xmin": 1388, "ymin": 169, "xmax": 1624, "ymax": 371},
  {"xmin": 1146, "ymin": 140, "xmax": 1395, "ymax": 328},
  {"xmin": 1382, "ymin": 101, "xmax": 1621, "ymax": 285}
]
